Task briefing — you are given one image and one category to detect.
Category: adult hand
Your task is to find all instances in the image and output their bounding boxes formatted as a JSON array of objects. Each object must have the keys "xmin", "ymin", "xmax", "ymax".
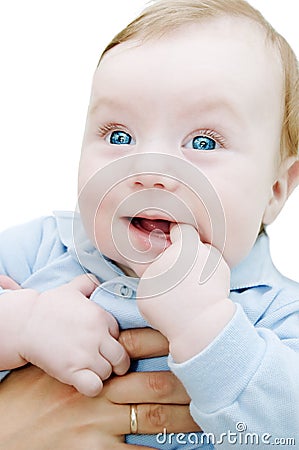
[{"xmin": 0, "ymin": 328, "xmax": 200, "ymax": 449}]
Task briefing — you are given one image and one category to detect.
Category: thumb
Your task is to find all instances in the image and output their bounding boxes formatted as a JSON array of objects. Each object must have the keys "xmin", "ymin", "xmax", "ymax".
[
  {"xmin": 170, "ymin": 223, "xmax": 200, "ymax": 246},
  {"xmin": 67, "ymin": 274, "xmax": 99, "ymax": 298}
]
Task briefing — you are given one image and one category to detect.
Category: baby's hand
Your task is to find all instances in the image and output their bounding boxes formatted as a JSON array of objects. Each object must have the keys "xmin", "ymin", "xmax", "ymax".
[
  {"xmin": 18, "ymin": 275, "xmax": 130, "ymax": 396},
  {"xmin": 137, "ymin": 224, "xmax": 235, "ymax": 360}
]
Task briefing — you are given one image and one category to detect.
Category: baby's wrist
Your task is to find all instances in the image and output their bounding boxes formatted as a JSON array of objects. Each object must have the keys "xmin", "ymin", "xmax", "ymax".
[
  {"xmin": 14, "ymin": 290, "xmax": 40, "ymax": 359},
  {"xmin": 167, "ymin": 298, "xmax": 236, "ymax": 363},
  {"xmin": 0, "ymin": 289, "xmax": 39, "ymax": 367}
]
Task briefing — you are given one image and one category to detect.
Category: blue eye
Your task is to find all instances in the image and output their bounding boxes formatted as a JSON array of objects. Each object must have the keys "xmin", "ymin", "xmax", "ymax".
[
  {"xmin": 190, "ymin": 135, "xmax": 218, "ymax": 151},
  {"xmin": 110, "ymin": 130, "xmax": 133, "ymax": 145}
]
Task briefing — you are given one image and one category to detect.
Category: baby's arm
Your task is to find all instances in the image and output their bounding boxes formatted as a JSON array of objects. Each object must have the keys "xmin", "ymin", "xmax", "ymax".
[
  {"xmin": 137, "ymin": 225, "xmax": 299, "ymax": 442},
  {"xmin": 0, "ymin": 274, "xmax": 130, "ymax": 396}
]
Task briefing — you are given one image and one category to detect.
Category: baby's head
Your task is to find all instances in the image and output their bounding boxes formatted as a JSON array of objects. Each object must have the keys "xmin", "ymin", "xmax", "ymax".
[
  {"xmin": 99, "ymin": 0, "xmax": 298, "ymax": 162},
  {"xmin": 78, "ymin": 0, "xmax": 299, "ymax": 277}
]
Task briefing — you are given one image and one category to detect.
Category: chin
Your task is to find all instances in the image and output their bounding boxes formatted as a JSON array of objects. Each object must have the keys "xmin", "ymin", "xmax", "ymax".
[{"xmin": 124, "ymin": 262, "xmax": 148, "ymax": 278}]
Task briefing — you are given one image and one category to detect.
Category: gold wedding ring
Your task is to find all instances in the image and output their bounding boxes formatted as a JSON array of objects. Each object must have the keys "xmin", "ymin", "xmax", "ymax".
[{"xmin": 130, "ymin": 404, "xmax": 138, "ymax": 434}]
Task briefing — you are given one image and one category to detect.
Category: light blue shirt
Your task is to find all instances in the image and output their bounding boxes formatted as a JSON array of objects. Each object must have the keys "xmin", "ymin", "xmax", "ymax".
[{"xmin": 0, "ymin": 212, "xmax": 298, "ymax": 449}]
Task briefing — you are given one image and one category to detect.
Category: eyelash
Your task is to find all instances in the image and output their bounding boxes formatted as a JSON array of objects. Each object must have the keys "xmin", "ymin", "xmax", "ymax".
[
  {"xmin": 97, "ymin": 123, "xmax": 227, "ymax": 148},
  {"xmin": 187, "ymin": 129, "xmax": 226, "ymax": 148},
  {"xmin": 97, "ymin": 123, "xmax": 131, "ymax": 138}
]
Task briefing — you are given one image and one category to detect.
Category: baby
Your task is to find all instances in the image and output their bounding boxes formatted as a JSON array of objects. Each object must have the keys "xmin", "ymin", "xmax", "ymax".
[{"xmin": 0, "ymin": 0, "xmax": 298, "ymax": 448}]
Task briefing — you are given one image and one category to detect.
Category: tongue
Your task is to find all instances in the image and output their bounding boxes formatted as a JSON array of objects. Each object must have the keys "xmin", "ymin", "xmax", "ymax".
[{"xmin": 137, "ymin": 218, "xmax": 171, "ymax": 234}]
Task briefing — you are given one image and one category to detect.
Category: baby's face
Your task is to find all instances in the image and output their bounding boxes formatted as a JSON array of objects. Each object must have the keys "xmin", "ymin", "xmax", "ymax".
[{"xmin": 78, "ymin": 16, "xmax": 284, "ymax": 277}]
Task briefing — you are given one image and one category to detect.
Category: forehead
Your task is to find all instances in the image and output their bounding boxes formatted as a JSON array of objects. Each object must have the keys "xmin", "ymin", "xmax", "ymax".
[{"xmin": 91, "ymin": 16, "xmax": 283, "ymax": 119}]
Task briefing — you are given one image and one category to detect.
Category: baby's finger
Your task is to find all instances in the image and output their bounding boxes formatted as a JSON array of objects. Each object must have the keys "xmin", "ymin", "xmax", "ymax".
[
  {"xmin": 100, "ymin": 337, "xmax": 130, "ymax": 375},
  {"xmin": 91, "ymin": 354, "xmax": 113, "ymax": 381},
  {"xmin": 105, "ymin": 312, "xmax": 121, "ymax": 339},
  {"xmin": 67, "ymin": 274, "xmax": 99, "ymax": 298},
  {"xmin": 170, "ymin": 223, "xmax": 199, "ymax": 245},
  {"xmin": 69, "ymin": 369, "xmax": 103, "ymax": 397}
]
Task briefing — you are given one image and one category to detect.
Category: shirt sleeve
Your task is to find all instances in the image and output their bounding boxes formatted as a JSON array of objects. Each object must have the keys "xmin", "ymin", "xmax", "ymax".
[
  {"xmin": 168, "ymin": 302, "xmax": 299, "ymax": 447},
  {"xmin": 0, "ymin": 216, "xmax": 65, "ymax": 284}
]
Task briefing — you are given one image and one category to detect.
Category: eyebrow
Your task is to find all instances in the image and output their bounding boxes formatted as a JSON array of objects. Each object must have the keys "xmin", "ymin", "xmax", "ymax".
[
  {"xmin": 89, "ymin": 94, "xmax": 246, "ymax": 129},
  {"xmin": 193, "ymin": 99, "xmax": 245, "ymax": 125},
  {"xmin": 89, "ymin": 97, "xmax": 122, "ymax": 116}
]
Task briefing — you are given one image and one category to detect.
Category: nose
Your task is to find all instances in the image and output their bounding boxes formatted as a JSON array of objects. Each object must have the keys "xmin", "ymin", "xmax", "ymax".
[
  {"xmin": 129, "ymin": 153, "xmax": 180, "ymax": 191},
  {"xmin": 131, "ymin": 173, "xmax": 179, "ymax": 191}
]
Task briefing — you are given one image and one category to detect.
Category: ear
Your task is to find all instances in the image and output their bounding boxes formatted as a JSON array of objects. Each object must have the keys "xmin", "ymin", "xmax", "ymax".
[{"xmin": 263, "ymin": 157, "xmax": 299, "ymax": 225}]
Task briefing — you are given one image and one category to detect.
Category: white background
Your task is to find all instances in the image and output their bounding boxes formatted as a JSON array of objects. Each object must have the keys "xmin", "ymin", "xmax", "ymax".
[{"xmin": 0, "ymin": 1, "xmax": 298, "ymax": 281}]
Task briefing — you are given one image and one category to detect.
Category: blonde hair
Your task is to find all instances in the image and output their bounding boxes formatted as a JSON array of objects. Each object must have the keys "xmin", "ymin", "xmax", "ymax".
[{"xmin": 99, "ymin": 0, "xmax": 299, "ymax": 160}]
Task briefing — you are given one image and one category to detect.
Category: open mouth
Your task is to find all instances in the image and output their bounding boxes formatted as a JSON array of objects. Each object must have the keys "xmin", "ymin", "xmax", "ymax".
[{"xmin": 130, "ymin": 217, "xmax": 172, "ymax": 237}]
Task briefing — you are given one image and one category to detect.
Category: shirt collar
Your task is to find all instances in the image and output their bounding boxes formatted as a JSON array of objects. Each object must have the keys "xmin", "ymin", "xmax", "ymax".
[
  {"xmin": 54, "ymin": 210, "xmax": 124, "ymax": 282},
  {"xmin": 55, "ymin": 211, "xmax": 278, "ymax": 290},
  {"xmin": 230, "ymin": 231, "xmax": 279, "ymax": 290}
]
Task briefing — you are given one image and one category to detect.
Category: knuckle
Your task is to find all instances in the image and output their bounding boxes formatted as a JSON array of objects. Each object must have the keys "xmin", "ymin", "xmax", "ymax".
[
  {"xmin": 111, "ymin": 347, "xmax": 126, "ymax": 366},
  {"xmin": 94, "ymin": 306, "xmax": 111, "ymax": 322},
  {"xmin": 147, "ymin": 371, "xmax": 174, "ymax": 398},
  {"xmin": 146, "ymin": 404, "xmax": 170, "ymax": 428},
  {"xmin": 114, "ymin": 355, "xmax": 130, "ymax": 375},
  {"xmin": 118, "ymin": 329, "xmax": 141, "ymax": 357},
  {"xmin": 87, "ymin": 305, "xmax": 109, "ymax": 328}
]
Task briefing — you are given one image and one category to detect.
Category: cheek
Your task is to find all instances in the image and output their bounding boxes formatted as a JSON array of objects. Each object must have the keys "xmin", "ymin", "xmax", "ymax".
[
  {"xmin": 78, "ymin": 155, "xmax": 94, "ymax": 193},
  {"xmin": 219, "ymin": 180, "xmax": 271, "ymax": 267},
  {"xmin": 78, "ymin": 164, "xmax": 113, "ymax": 248}
]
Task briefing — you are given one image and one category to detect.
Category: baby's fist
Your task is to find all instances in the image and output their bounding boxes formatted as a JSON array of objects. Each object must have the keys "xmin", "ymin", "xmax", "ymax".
[{"xmin": 19, "ymin": 274, "xmax": 130, "ymax": 396}]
